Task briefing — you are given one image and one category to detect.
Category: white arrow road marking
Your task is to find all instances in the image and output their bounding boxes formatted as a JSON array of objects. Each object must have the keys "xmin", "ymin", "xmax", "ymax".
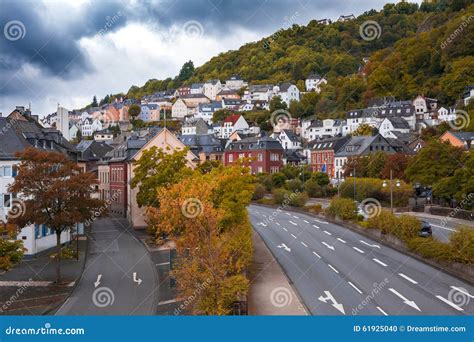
[
  {"xmin": 337, "ymin": 238, "xmax": 346, "ymax": 244},
  {"xmin": 373, "ymin": 258, "xmax": 387, "ymax": 267},
  {"xmin": 313, "ymin": 225, "xmax": 320, "ymax": 229},
  {"xmin": 388, "ymin": 288, "xmax": 421, "ymax": 311},
  {"xmin": 277, "ymin": 243, "xmax": 291, "ymax": 252},
  {"xmin": 303, "ymin": 220, "xmax": 309, "ymax": 223},
  {"xmin": 289, "ymin": 221, "xmax": 297, "ymax": 226},
  {"xmin": 318, "ymin": 291, "xmax": 345, "ymax": 314},
  {"xmin": 94, "ymin": 275, "xmax": 102, "ymax": 288},
  {"xmin": 291, "ymin": 234, "xmax": 297, "ymax": 239},
  {"xmin": 360, "ymin": 240, "xmax": 380, "ymax": 248},
  {"xmin": 133, "ymin": 272, "xmax": 142, "ymax": 285},
  {"xmin": 398, "ymin": 273, "xmax": 418, "ymax": 284},
  {"xmin": 328, "ymin": 264, "xmax": 339, "ymax": 274},
  {"xmin": 377, "ymin": 307, "xmax": 388, "ymax": 316},
  {"xmin": 348, "ymin": 281, "xmax": 363, "ymax": 294},
  {"xmin": 301, "ymin": 242, "xmax": 308, "ymax": 248},
  {"xmin": 283, "ymin": 227, "xmax": 288, "ymax": 232},
  {"xmin": 324, "ymin": 230, "xmax": 332, "ymax": 236},
  {"xmin": 312, "ymin": 251, "xmax": 321, "ymax": 258},
  {"xmin": 322, "ymin": 242, "xmax": 335, "ymax": 251},
  {"xmin": 450, "ymin": 286, "xmax": 474, "ymax": 298},
  {"xmin": 352, "ymin": 247, "xmax": 365, "ymax": 254},
  {"xmin": 436, "ymin": 295, "xmax": 464, "ymax": 311}
]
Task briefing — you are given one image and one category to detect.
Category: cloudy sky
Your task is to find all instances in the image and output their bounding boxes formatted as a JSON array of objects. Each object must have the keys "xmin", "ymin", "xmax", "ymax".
[{"xmin": 0, "ymin": 0, "xmax": 417, "ymax": 116}]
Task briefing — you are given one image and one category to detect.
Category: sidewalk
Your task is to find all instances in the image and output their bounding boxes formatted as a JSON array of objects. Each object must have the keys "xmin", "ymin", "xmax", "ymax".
[
  {"xmin": 248, "ymin": 230, "xmax": 308, "ymax": 315},
  {"xmin": 0, "ymin": 238, "xmax": 87, "ymax": 315}
]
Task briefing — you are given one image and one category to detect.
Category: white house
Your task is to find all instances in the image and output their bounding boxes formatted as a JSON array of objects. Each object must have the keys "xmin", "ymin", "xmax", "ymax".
[
  {"xmin": 181, "ymin": 118, "xmax": 209, "ymax": 135},
  {"xmin": 190, "ymin": 83, "xmax": 204, "ymax": 95},
  {"xmin": 81, "ymin": 117, "xmax": 103, "ymax": 137},
  {"xmin": 172, "ymin": 98, "xmax": 191, "ymax": 119},
  {"xmin": 220, "ymin": 114, "xmax": 249, "ymax": 139},
  {"xmin": 203, "ymin": 79, "xmax": 222, "ymax": 100},
  {"xmin": 271, "ymin": 129, "xmax": 302, "ymax": 150},
  {"xmin": 273, "ymin": 82, "xmax": 300, "ymax": 106},
  {"xmin": 69, "ymin": 123, "xmax": 79, "ymax": 140},
  {"xmin": 463, "ymin": 86, "xmax": 474, "ymax": 106},
  {"xmin": 196, "ymin": 101, "xmax": 223, "ymax": 124},
  {"xmin": 305, "ymin": 119, "xmax": 346, "ymax": 141},
  {"xmin": 225, "ymin": 75, "xmax": 247, "ymax": 90},
  {"xmin": 413, "ymin": 95, "xmax": 438, "ymax": 116},
  {"xmin": 305, "ymin": 73, "xmax": 327, "ymax": 93},
  {"xmin": 245, "ymin": 85, "xmax": 274, "ymax": 102},
  {"xmin": 437, "ymin": 107, "xmax": 457, "ymax": 123},
  {"xmin": 378, "ymin": 117, "xmax": 411, "ymax": 139}
]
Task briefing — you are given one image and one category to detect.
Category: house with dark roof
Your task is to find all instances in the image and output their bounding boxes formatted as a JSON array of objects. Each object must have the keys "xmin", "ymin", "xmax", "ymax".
[
  {"xmin": 305, "ymin": 73, "xmax": 327, "ymax": 92},
  {"xmin": 225, "ymin": 74, "xmax": 247, "ymax": 90},
  {"xmin": 334, "ymin": 134, "xmax": 395, "ymax": 179},
  {"xmin": 309, "ymin": 136, "xmax": 350, "ymax": 177},
  {"xmin": 273, "ymin": 82, "xmax": 300, "ymax": 106},
  {"xmin": 76, "ymin": 140, "xmax": 114, "ymax": 175},
  {"xmin": 0, "ymin": 114, "xmax": 79, "ymax": 256},
  {"xmin": 440, "ymin": 131, "xmax": 474, "ymax": 150},
  {"xmin": 181, "ymin": 117, "xmax": 209, "ymax": 135},
  {"xmin": 224, "ymin": 136, "xmax": 284, "ymax": 174},
  {"xmin": 196, "ymin": 101, "xmax": 223, "ymax": 124},
  {"xmin": 378, "ymin": 117, "xmax": 411, "ymax": 138},
  {"xmin": 178, "ymin": 134, "xmax": 225, "ymax": 163},
  {"xmin": 271, "ymin": 129, "xmax": 302, "ymax": 150}
]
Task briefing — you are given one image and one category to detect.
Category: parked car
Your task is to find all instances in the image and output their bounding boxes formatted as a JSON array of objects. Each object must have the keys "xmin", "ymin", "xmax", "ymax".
[{"xmin": 418, "ymin": 220, "xmax": 432, "ymax": 237}]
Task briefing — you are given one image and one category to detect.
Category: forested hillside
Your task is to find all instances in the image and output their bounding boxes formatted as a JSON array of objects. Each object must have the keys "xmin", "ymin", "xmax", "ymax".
[{"xmin": 124, "ymin": 0, "xmax": 473, "ymax": 120}]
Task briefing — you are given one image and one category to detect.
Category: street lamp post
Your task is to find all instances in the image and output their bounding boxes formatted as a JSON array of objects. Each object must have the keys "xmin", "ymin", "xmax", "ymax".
[{"xmin": 383, "ymin": 169, "xmax": 400, "ymax": 213}]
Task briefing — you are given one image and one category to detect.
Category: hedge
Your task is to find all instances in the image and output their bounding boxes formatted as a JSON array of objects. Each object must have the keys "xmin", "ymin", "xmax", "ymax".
[{"xmin": 326, "ymin": 197, "xmax": 357, "ymax": 220}]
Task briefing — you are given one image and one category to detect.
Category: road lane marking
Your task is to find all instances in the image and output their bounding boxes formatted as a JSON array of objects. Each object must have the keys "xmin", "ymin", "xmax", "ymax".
[
  {"xmin": 377, "ymin": 307, "xmax": 388, "ymax": 316},
  {"xmin": 155, "ymin": 262, "xmax": 170, "ymax": 266},
  {"xmin": 313, "ymin": 225, "xmax": 320, "ymax": 229},
  {"xmin": 291, "ymin": 234, "xmax": 297, "ymax": 239},
  {"xmin": 388, "ymin": 288, "xmax": 421, "ymax": 311},
  {"xmin": 277, "ymin": 243, "xmax": 291, "ymax": 252},
  {"xmin": 435, "ymin": 295, "xmax": 464, "ymax": 311},
  {"xmin": 429, "ymin": 223, "xmax": 456, "ymax": 232},
  {"xmin": 259, "ymin": 222, "xmax": 267, "ymax": 227},
  {"xmin": 337, "ymin": 238, "xmax": 346, "ymax": 244},
  {"xmin": 328, "ymin": 264, "xmax": 339, "ymax": 274},
  {"xmin": 314, "ymin": 219, "xmax": 329, "ymax": 224},
  {"xmin": 289, "ymin": 221, "xmax": 297, "ymax": 226},
  {"xmin": 276, "ymin": 222, "xmax": 280, "ymax": 226},
  {"xmin": 304, "ymin": 220, "xmax": 309, "ymax": 223},
  {"xmin": 450, "ymin": 286, "xmax": 474, "ymax": 298},
  {"xmin": 373, "ymin": 258, "xmax": 387, "ymax": 267},
  {"xmin": 293, "ymin": 215, "xmax": 299, "ymax": 219},
  {"xmin": 324, "ymin": 230, "xmax": 332, "ymax": 236},
  {"xmin": 313, "ymin": 251, "xmax": 321, "ymax": 258},
  {"xmin": 318, "ymin": 291, "xmax": 345, "ymax": 314},
  {"xmin": 348, "ymin": 281, "xmax": 363, "ymax": 294},
  {"xmin": 352, "ymin": 247, "xmax": 365, "ymax": 254},
  {"xmin": 286, "ymin": 213, "xmax": 291, "ymax": 216},
  {"xmin": 398, "ymin": 273, "xmax": 418, "ymax": 284},
  {"xmin": 322, "ymin": 242, "xmax": 335, "ymax": 250},
  {"xmin": 283, "ymin": 227, "xmax": 288, "ymax": 231},
  {"xmin": 360, "ymin": 240, "xmax": 380, "ymax": 248},
  {"xmin": 301, "ymin": 242, "xmax": 308, "ymax": 247}
]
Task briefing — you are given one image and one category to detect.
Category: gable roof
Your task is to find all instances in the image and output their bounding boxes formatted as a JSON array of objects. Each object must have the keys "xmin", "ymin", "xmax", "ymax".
[
  {"xmin": 226, "ymin": 135, "xmax": 283, "ymax": 151},
  {"xmin": 223, "ymin": 114, "xmax": 242, "ymax": 125}
]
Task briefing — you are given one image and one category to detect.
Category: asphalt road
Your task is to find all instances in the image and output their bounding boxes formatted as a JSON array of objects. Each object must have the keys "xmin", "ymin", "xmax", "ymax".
[
  {"xmin": 56, "ymin": 218, "xmax": 157, "ymax": 315},
  {"xmin": 249, "ymin": 205, "xmax": 474, "ymax": 316}
]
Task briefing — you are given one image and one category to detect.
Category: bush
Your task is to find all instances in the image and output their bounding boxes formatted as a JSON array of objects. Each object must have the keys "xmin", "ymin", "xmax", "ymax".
[
  {"xmin": 285, "ymin": 179, "xmax": 302, "ymax": 192},
  {"xmin": 304, "ymin": 204, "xmax": 322, "ymax": 214},
  {"xmin": 367, "ymin": 211, "xmax": 419, "ymax": 241},
  {"xmin": 257, "ymin": 174, "xmax": 273, "ymax": 192},
  {"xmin": 50, "ymin": 245, "xmax": 76, "ymax": 260},
  {"xmin": 288, "ymin": 192, "xmax": 308, "ymax": 207},
  {"xmin": 326, "ymin": 197, "xmax": 357, "ymax": 220},
  {"xmin": 256, "ymin": 198, "xmax": 273, "ymax": 205},
  {"xmin": 0, "ymin": 239, "xmax": 25, "ymax": 270},
  {"xmin": 449, "ymin": 227, "xmax": 474, "ymax": 264},
  {"xmin": 272, "ymin": 188, "xmax": 291, "ymax": 205},
  {"xmin": 304, "ymin": 179, "xmax": 323, "ymax": 198},
  {"xmin": 252, "ymin": 184, "xmax": 266, "ymax": 200},
  {"xmin": 406, "ymin": 238, "xmax": 454, "ymax": 262},
  {"xmin": 366, "ymin": 209, "xmax": 398, "ymax": 234},
  {"xmin": 271, "ymin": 172, "xmax": 286, "ymax": 188}
]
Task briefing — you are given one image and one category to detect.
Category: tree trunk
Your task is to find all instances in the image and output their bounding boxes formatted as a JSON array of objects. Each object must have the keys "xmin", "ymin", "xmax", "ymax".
[{"xmin": 56, "ymin": 231, "xmax": 61, "ymax": 284}]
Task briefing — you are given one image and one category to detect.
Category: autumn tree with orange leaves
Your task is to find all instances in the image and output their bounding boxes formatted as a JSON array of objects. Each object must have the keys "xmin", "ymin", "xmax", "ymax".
[
  {"xmin": 8, "ymin": 147, "xmax": 106, "ymax": 283},
  {"xmin": 147, "ymin": 162, "xmax": 255, "ymax": 315}
]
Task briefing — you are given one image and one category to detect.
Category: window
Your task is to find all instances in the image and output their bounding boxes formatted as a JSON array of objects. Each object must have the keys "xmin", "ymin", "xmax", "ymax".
[
  {"xmin": 228, "ymin": 154, "xmax": 234, "ymax": 162},
  {"xmin": 258, "ymin": 153, "xmax": 263, "ymax": 162},
  {"xmin": 0, "ymin": 166, "xmax": 12, "ymax": 177}
]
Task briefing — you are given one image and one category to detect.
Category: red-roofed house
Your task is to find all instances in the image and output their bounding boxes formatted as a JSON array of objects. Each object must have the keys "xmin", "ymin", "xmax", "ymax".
[{"xmin": 220, "ymin": 114, "xmax": 249, "ymax": 139}]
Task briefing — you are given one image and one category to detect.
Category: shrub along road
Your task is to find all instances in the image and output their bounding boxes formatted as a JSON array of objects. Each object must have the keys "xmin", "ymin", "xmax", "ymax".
[{"xmin": 249, "ymin": 204, "xmax": 474, "ymax": 316}]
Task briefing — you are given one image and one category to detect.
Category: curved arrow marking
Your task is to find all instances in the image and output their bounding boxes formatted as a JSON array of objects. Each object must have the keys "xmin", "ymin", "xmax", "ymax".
[{"xmin": 277, "ymin": 243, "xmax": 291, "ymax": 252}]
